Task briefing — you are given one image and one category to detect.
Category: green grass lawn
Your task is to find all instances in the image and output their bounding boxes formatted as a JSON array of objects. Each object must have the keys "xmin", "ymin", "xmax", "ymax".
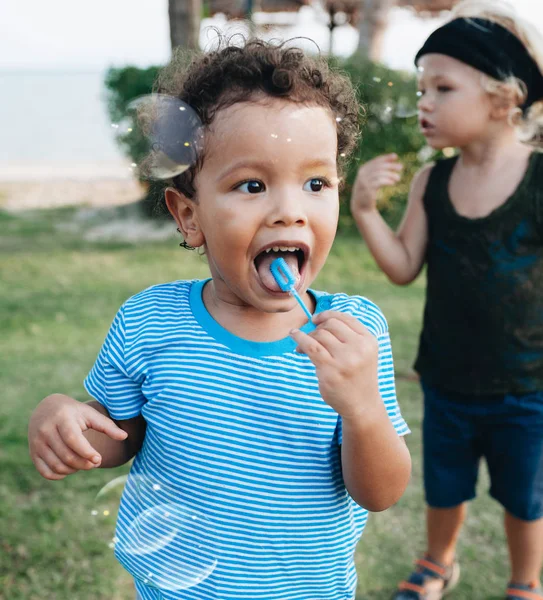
[{"xmin": 1, "ymin": 207, "xmax": 508, "ymax": 599}]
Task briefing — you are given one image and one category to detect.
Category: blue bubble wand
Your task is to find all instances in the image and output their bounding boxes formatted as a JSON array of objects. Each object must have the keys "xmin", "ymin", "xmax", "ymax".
[{"xmin": 270, "ymin": 257, "xmax": 313, "ymax": 322}]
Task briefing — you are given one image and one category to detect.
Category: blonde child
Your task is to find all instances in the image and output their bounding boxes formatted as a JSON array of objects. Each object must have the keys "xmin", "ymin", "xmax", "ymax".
[
  {"xmin": 351, "ymin": 2, "xmax": 543, "ymax": 599},
  {"xmin": 28, "ymin": 39, "xmax": 411, "ymax": 600}
]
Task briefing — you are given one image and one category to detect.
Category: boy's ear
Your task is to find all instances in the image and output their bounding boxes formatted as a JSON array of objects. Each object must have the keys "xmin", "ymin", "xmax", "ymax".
[
  {"xmin": 164, "ymin": 187, "xmax": 204, "ymax": 248},
  {"xmin": 489, "ymin": 94, "xmax": 517, "ymax": 121}
]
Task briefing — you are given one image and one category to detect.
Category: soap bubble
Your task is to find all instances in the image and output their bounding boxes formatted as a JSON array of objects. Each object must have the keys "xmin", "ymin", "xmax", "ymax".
[
  {"xmin": 418, "ymin": 145, "xmax": 435, "ymax": 162},
  {"xmin": 110, "ymin": 94, "xmax": 204, "ymax": 180},
  {"xmin": 91, "ymin": 473, "xmax": 218, "ymax": 592},
  {"xmin": 373, "ymin": 102, "xmax": 394, "ymax": 124},
  {"xmin": 117, "ymin": 501, "xmax": 218, "ymax": 592},
  {"xmin": 90, "ymin": 474, "xmax": 128, "ymax": 549},
  {"xmin": 394, "ymin": 95, "xmax": 419, "ymax": 119}
]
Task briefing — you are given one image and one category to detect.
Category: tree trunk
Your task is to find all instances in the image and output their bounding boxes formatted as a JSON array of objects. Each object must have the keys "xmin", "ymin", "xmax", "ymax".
[
  {"xmin": 169, "ymin": 0, "xmax": 202, "ymax": 51},
  {"xmin": 357, "ymin": 0, "xmax": 396, "ymax": 61},
  {"xmin": 328, "ymin": 5, "xmax": 336, "ymax": 57},
  {"xmin": 247, "ymin": 0, "xmax": 263, "ymax": 35}
]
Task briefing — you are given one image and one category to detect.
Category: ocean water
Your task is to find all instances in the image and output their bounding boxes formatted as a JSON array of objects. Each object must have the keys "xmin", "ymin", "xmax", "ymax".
[
  {"xmin": 0, "ymin": 7, "xmax": 445, "ymax": 181},
  {"xmin": 0, "ymin": 5, "xmax": 449, "ymax": 176},
  {"xmin": 0, "ymin": 70, "xmax": 123, "ymax": 165}
]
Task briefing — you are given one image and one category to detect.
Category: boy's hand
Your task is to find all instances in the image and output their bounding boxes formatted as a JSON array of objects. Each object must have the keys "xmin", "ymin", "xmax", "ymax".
[
  {"xmin": 290, "ymin": 311, "xmax": 380, "ymax": 421},
  {"xmin": 28, "ymin": 394, "xmax": 127, "ymax": 480},
  {"xmin": 350, "ymin": 153, "xmax": 403, "ymax": 215}
]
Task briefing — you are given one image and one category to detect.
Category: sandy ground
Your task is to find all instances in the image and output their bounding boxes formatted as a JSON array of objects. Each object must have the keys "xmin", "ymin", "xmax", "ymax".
[
  {"xmin": 0, "ymin": 161, "xmax": 181, "ymax": 243},
  {"xmin": 0, "ymin": 162, "xmax": 145, "ymax": 211}
]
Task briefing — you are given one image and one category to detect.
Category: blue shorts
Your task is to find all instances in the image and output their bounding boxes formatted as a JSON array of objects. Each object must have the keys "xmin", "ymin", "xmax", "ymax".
[{"xmin": 422, "ymin": 381, "xmax": 543, "ymax": 521}]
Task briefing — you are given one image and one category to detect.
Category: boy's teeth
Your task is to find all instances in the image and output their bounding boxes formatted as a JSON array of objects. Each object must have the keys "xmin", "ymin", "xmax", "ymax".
[
  {"xmin": 257, "ymin": 246, "xmax": 301, "ymax": 292},
  {"xmin": 264, "ymin": 246, "xmax": 299, "ymax": 253}
]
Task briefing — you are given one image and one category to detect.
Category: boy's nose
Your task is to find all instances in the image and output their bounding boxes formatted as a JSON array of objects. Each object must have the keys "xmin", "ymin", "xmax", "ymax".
[
  {"xmin": 418, "ymin": 94, "xmax": 433, "ymax": 112},
  {"xmin": 268, "ymin": 192, "xmax": 307, "ymax": 227}
]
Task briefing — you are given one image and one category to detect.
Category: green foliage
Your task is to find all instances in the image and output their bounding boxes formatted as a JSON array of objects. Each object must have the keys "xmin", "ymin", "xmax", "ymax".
[
  {"xmin": 104, "ymin": 66, "xmax": 168, "ymax": 219},
  {"xmin": 104, "ymin": 66, "xmax": 160, "ymax": 165},
  {"xmin": 104, "ymin": 58, "xmax": 433, "ymax": 227},
  {"xmin": 338, "ymin": 56, "xmax": 428, "ymax": 230}
]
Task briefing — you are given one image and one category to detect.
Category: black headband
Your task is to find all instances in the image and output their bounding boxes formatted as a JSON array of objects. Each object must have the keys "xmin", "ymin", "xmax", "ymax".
[{"xmin": 415, "ymin": 17, "xmax": 543, "ymax": 111}]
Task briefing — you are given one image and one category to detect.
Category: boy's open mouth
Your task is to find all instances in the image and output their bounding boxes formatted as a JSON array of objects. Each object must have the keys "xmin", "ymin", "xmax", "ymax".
[
  {"xmin": 419, "ymin": 118, "xmax": 434, "ymax": 132},
  {"xmin": 253, "ymin": 244, "xmax": 308, "ymax": 293}
]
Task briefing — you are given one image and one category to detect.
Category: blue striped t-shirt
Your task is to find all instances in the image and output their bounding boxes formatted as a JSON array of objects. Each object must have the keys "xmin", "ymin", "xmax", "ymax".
[{"xmin": 84, "ymin": 279, "xmax": 409, "ymax": 600}]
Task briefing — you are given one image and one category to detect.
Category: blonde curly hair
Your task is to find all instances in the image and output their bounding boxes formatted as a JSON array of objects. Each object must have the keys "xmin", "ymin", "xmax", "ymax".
[{"xmin": 451, "ymin": 0, "xmax": 543, "ymax": 144}]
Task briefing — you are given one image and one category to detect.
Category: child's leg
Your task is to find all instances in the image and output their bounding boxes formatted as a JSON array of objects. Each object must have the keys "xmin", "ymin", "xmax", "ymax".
[
  {"xmin": 394, "ymin": 504, "xmax": 464, "ymax": 599},
  {"xmin": 422, "ymin": 380, "xmax": 481, "ymax": 564},
  {"xmin": 505, "ymin": 512, "xmax": 543, "ymax": 585},
  {"xmin": 483, "ymin": 390, "xmax": 543, "ymax": 588},
  {"xmin": 427, "ymin": 503, "xmax": 467, "ymax": 566},
  {"xmin": 392, "ymin": 383, "xmax": 479, "ymax": 599}
]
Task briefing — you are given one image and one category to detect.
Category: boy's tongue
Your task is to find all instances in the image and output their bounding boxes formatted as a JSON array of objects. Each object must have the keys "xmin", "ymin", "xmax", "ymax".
[{"xmin": 257, "ymin": 251, "xmax": 300, "ymax": 292}]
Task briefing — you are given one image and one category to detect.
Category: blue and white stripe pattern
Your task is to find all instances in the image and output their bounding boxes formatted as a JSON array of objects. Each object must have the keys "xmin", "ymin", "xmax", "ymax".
[{"xmin": 85, "ymin": 279, "xmax": 409, "ymax": 600}]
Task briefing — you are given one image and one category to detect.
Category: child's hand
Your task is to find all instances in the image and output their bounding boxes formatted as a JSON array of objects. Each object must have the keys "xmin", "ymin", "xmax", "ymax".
[
  {"xmin": 290, "ymin": 311, "xmax": 380, "ymax": 421},
  {"xmin": 350, "ymin": 153, "xmax": 403, "ymax": 216},
  {"xmin": 28, "ymin": 394, "xmax": 127, "ymax": 480}
]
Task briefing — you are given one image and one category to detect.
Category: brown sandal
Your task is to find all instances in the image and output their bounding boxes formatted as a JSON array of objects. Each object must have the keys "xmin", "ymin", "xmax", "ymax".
[{"xmin": 392, "ymin": 555, "xmax": 460, "ymax": 599}]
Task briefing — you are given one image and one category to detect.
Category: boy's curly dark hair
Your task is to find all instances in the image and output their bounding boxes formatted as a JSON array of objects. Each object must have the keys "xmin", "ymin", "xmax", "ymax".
[{"xmin": 153, "ymin": 37, "xmax": 362, "ymax": 201}]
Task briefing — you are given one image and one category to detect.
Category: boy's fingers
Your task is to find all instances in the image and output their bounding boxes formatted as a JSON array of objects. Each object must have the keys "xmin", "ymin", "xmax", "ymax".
[
  {"xmin": 315, "ymin": 317, "xmax": 358, "ymax": 345},
  {"xmin": 37, "ymin": 447, "xmax": 78, "ymax": 477},
  {"xmin": 377, "ymin": 159, "xmax": 403, "ymax": 172},
  {"xmin": 374, "ymin": 166, "xmax": 402, "ymax": 177},
  {"xmin": 383, "ymin": 167, "xmax": 403, "ymax": 177},
  {"xmin": 379, "ymin": 153, "xmax": 401, "ymax": 164},
  {"xmin": 363, "ymin": 155, "xmax": 394, "ymax": 171},
  {"xmin": 290, "ymin": 328, "xmax": 332, "ymax": 365},
  {"xmin": 309, "ymin": 328, "xmax": 343, "ymax": 356},
  {"xmin": 84, "ymin": 408, "xmax": 128, "ymax": 442},
  {"xmin": 35, "ymin": 456, "xmax": 67, "ymax": 480},
  {"xmin": 374, "ymin": 175, "xmax": 401, "ymax": 187},
  {"xmin": 48, "ymin": 431, "xmax": 99, "ymax": 470},
  {"xmin": 57, "ymin": 422, "xmax": 103, "ymax": 464},
  {"xmin": 312, "ymin": 311, "xmax": 368, "ymax": 336},
  {"xmin": 367, "ymin": 169, "xmax": 400, "ymax": 182}
]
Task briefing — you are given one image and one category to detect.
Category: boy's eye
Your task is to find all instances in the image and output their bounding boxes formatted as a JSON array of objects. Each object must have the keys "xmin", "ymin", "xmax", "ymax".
[
  {"xmin": 437, "ymin": 85, "xmax": 452, "ymax": 92},
  {"xmin": 303, "ymin": 178, "xmax": 327, "ymax": 192},
  {"xmin": 237, "ymin": 180, "xmax": 265, "ymax": 194}
]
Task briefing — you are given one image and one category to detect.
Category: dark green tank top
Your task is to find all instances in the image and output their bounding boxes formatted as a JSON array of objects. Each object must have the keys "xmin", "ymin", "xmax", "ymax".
[{"xmin": 414, "ymin": 152, "xmax": 543, "ymax": 395}]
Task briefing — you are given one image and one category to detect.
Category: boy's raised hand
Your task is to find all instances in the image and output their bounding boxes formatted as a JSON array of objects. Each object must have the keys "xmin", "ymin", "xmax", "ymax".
[
  {"xmin": 290, "ymin": 311, "xmax": 380, "ymax": 421},
  {"xmin": 28, "ymin": 394, "xmax": 127, "ymax": 480},
  {"xmin": 350, "ymin": 153, "xmax": 403, "ymax": 216}
]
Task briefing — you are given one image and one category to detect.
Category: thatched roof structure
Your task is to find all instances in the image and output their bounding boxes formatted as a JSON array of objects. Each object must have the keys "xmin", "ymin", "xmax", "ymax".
[
  {"xmin": 399, "ymin": 0, "xmax": 456, "ymax": 13},
  {"xmin": 208, "ymin": 0, "xmax": 309, "ymax": 18},
  {"xmin": 207, "ymin": 0, "xmax": 456, "ymax": 19},
  {"xmin": 325, "ymin": 0, "xmax": 456, "ymax": 21}
]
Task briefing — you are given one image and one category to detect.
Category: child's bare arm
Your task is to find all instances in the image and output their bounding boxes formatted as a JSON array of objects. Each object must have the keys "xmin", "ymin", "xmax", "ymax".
[
  {"xmin": 290, "ymin": 311, "xmax": 411, "ymax": 511},
  {"xmin": 350, "ymin": 156, "xmax": 431, "ymax": 285},
  {"xmin": 83, "ymin": 400, "xmax": 146, "ymax": 468},
  {"xmin": 340, "ymin": 409, "xmax": 411, "ymax": 511},
  {"xmin": 28, "ymin": 394, "xmax": 146, "ymax": 480}
]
